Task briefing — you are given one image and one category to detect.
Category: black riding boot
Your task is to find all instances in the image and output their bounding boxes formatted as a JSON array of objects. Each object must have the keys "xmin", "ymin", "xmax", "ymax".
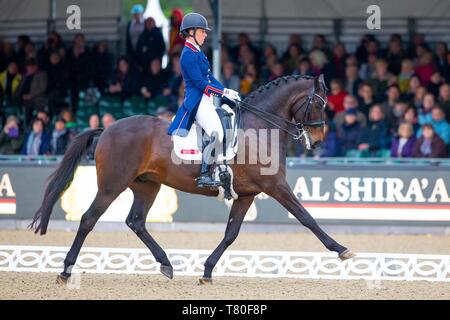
[{"xmin": 196, "ymin": 137, "xmax": 223, "ymax": 188}]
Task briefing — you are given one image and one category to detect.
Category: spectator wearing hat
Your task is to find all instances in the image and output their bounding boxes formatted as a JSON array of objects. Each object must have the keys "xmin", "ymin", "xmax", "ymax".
[
  {"xmin": 50, "ymin": 117, "xmax": 71, "ymax": 155},
  {"xmin": 0, "ymin": 115, "xmax": 24, "ymax": 154},
  {"xmin": 126, "ymin": 4, "xmax": 146, "ymax": 62},
  {"xmin": 413, "ymin": 123, "xmax": 447, "ymax": 158},
  {"xmin": 21, "ymin": 118, "xmax": 50, "ymax": 155},
  {"xmin": 391, "ymin": 122, "xmax": 416, "ymax": 158},
  {"xmin": 333, "ymin": 94, "xmax": 367, "ymax": 129}
]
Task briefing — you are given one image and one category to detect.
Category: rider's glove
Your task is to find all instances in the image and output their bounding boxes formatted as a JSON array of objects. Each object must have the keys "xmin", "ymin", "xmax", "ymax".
[{"xmin": 222, "ymin": 88, "xmax": 241, "ymax": 102}]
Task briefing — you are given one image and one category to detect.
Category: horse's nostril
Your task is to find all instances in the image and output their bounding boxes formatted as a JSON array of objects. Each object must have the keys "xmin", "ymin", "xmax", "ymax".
[{"xmin": 312, "ymin": 141, "xmax": 322, "ymax": 149}]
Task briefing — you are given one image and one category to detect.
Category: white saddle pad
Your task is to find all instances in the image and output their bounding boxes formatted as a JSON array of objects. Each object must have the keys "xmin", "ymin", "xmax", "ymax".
[{"xmin": 173, "ymin": 104, "xmax": 238, "ymax": 161}]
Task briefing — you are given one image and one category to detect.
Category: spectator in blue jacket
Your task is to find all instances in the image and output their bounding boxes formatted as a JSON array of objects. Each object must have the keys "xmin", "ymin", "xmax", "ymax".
[
  {"xmin": 314, "ymin": 123, "xmax": 340, "ymax": 157},
  {"xmin": 21, "ymin": 118, "xmax": 50, "ymax": 155},
  {"xmin": 417, "ymin": 106, "xmax": 450, "ymax": 145}
]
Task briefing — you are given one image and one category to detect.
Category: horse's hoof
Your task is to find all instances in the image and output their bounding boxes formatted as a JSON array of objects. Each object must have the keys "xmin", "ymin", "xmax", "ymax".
[
  {"xmin": 339, "ymin": 249, "xmax": 356, "ymax": 261},
  {"xmin": 198, "ymin": 277, "xmax": 213, "ymax": 285},
  {"xmin": 160, "ymin": 265, "xmax": 173, "ymax": 279},
  {"xmin": 56, "ymin": 273, "xmax": 69, "ymax": 284}
]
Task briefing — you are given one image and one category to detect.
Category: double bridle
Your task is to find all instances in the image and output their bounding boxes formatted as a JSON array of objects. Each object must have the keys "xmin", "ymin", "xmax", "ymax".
[{"xmin": 235, "ymin": 80, "xmax": 327, "ymax": 149}]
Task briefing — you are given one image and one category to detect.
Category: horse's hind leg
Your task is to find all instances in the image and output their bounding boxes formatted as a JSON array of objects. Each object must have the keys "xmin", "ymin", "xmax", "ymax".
[
  {"xmin": 126, "ymin": 180, "xmax": 173, "ymax": 279},
  {"xmin": 57, "ymin": 190, "xmax": 119, "ymax": 282}
]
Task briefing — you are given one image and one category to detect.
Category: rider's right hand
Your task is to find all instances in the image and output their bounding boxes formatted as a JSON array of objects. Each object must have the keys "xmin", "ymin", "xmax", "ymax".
[{"xmin": 223, "ymin": 88, "xmax": 241, "ymax": 102}]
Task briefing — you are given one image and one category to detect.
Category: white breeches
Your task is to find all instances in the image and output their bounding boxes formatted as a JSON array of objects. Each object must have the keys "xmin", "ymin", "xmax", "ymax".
[{"xmin": 195, "ymin": 94, "xmax": 224, "ymax": 142}]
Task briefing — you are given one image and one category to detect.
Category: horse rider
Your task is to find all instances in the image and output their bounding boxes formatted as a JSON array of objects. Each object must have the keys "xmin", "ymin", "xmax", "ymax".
[{"xmin": 167, "ymin": 13, "xmax": 241, "ymax": 188}]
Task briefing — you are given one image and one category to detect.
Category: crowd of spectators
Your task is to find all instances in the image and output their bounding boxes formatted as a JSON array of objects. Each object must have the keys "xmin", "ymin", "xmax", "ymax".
[{"xmin": 0, "ymin": 5, "xmax": 450, "ymax": 158}]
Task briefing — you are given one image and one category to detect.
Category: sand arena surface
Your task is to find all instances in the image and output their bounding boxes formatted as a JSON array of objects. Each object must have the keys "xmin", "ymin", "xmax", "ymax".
[{"xmin": 0, "ymin": 230, "xmax": 449, "ymax": 300}]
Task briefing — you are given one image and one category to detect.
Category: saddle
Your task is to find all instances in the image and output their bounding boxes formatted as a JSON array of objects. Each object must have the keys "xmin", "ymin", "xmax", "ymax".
[{"xmin": 172, "ymin": 104, "xmax": 239, "ymax": 200}]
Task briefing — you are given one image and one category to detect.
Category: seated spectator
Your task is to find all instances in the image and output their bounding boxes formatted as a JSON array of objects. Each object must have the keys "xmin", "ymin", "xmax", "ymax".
[
  {"xmin": 36, "ymin": 110, "xmax": 52, "ymax": 134},
  {"xmin": 0, "ymin": 61, "xmax": 22, "ymax": 101},
  {"xmin": 309, "ymin": 49, "xmax": 330, "ymax": 77},
  {"xmin": 293, "ymin": 57, "xmax": 314, "ymax": 77},
  {"xmin": 398, "ymin": 59, "xmax": 415, "ymax": 94},
  {"xmin": 240, "ymin": 64, "xmax": 259, "ymax": 97},
  {"xmin": 413, "ymin": 123, "xmax": 447, "ymax": 158},
  {"xmin": 50, "ymin": 117, "xmax": 71, "ymax": 155},
  {"xmin": 383, "ymin": 37, "xmax": 405, "ymax": 76},
  {"xmin": 427, "ymin": 71, "xmax": 444, "ymax": 97},
  {"xmin": 141, "ymin": 58, "xmax": 169, "ymax": 101},
  {"xmin": 344, "ymin": 63, "xmax": 362, "ymax": 97},
  {"xmin": 415, "ymin": 51, "xmax": 435, "ymax": 86},
  {"xmin": 268, "ymin": 62, "xmax": 284, "ymax": 81},
  {"xmin": 333, "ymin": 94, "xmax": 367, "ymax": 129},
  {"xmin": 88, "ymin": 114, "xmax": 100, "ymax": 129},
  {"xmin": 327, "ymin": 78, "xmax": 347, "ymax": 114},
  {"xmin": 136, "ymin": 17, "xmax": 166, "ymax": 72},
  {"xmin": 221, "ymin": 61, "xmax": 240, "ymax": 92},
  {"xmin": 314, "ymin": 123, "xmax": 340, "ymax": 157},
  {"xmin": 102, "ymin": 113, "xmax": 116, "ymax": 129},
  {"xmin": 418, "ymin": 93, "xmax": 436, "ymax": 124},
  {"xmin": 260, "ymin": 55, "xmax": 278, "ymax": 83},
  {"xmin": 21, "ymin": 118, "xmax": 50, "ymax": 155},
  {"xmin": 17, "ymin": 58, "xmax": 48, "ymax": 125},
  {"xmin": 437, "ymin": 83, "xmax": 450, "ymax": 122},
  {"xmin": 0, "ymin": 115, "xmax": 24, "ymax": 154},
  {"xmin": 358, "ymin": 104, "xmax": 391, "ymax": 156},
  {"xmin": 381, "ymin": 84, "xmax": 402, "ymax": 127},
  {"xmin": 402, "ymin": 75, "xmax": 422, "ymax": 104},
  {"xmin": 367, "ymin": 59, "xmax": 394, "ymax": 102},
  {"xmin": 282, "ymin": 44, "xmax": 303, "ymax": 74},
  {"xmin": 59, "ymin": 109, "xmax": 78, "ymax": 139},
  {"xmin": 391, "ymin": 101, "xmax": 410, "ymax": 132},
  {"xmin": 330, "ymin": 42, "xmax": 347, "ymax": 80},
  {"xmin": 391, "ymin": 122, "xmax": 416, "ymax": 158},
  {"xmin": 402, "ymin": 107, "xmax": 420, "ymax": 134},
  {"xmin": 357, "ymin": 82, "xmax": 376, "ymax": 117},
  {"xmin": 337, "ymin": 108, "xmax": 364, "ymax": 156},
  {"xmin": 417, "ymin": 106, "xmax": 450, "ymax": 145},
  {"xmin": 359, "ymin": 52, "xmax": 378, "ymax": 80},
  {"xmin": 109, "ymin": 56, "xmax": 141, "ymax": 101}
]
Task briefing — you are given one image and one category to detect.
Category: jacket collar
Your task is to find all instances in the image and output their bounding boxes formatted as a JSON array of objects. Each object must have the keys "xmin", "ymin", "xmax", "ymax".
[{"xmin": 185, "ymin": 41, "xmax": 200, "ymax": 52}]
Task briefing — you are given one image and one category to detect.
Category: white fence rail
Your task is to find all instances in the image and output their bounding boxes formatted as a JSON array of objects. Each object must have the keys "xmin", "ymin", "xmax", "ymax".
[{"xmin": 0, "ymin": 246, "xmax": 449, "ymax": 282}]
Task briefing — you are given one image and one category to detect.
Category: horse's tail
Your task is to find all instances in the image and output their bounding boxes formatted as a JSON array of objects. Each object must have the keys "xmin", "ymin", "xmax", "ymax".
[{"xmin": 29, "ymin": 128, "xmax": 104, "ymax": 235}]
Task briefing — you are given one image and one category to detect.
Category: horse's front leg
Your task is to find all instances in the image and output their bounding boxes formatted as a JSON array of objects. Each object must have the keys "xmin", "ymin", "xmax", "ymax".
[
  {"xmin": 266, "ymin": 180, "xmax": 355, "ymax": 259},
  {"xmin": 199, "ymin": 195, "xmax": 255, "ymax": 285}
]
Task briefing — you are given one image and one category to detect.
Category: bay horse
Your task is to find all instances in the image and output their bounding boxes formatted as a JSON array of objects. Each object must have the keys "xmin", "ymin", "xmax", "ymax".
[{"xmin": 30, "ymin": 74, "xmax": 355, "ymax": 284}]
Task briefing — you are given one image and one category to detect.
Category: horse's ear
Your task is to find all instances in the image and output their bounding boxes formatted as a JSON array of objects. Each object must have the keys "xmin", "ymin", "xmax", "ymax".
[{"xmin": 318, "ymin": 74, "xmax": 329, "ymax": 92}]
